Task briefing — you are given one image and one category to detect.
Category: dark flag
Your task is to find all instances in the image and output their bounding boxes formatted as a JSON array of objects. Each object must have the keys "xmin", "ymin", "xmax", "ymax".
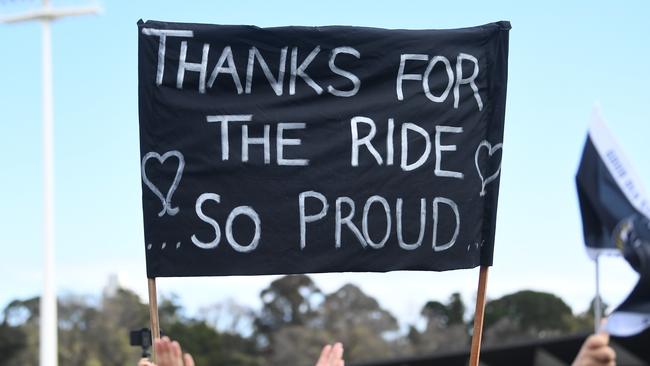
[
  {"xmin": 137, "ymin": 20, "xmax": 511, "ymax": 278},
  {"xmin": 575, "ymin": 109, "xmax": 650, "ymax": 336},
  {"xmin": 575, "ymin": 109, "xmax": 650, "ymax": 259},
  {"xmin": 607, "ymin": 215, "xmax": 650, "ymax": 336}
]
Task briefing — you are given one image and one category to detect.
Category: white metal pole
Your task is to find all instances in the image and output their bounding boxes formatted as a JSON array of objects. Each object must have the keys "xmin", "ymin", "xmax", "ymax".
[
  {"xmin": 39, "ymin": 1, "xmax": 57, "ymax": 365},
  {"xmin": 0, "ymin": 3, "xmax": 100, "ymax": 366},
  {"xmin": 594, "ymin": 254, "xmax": 602, "ymax": 333}
]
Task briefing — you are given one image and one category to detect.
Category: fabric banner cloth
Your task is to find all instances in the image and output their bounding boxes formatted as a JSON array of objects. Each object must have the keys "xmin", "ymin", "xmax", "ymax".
[
  {"xmin": 576, "ymin": 109, "xmax": 650, "ymax": 259},
  {"xmin": 607, "ymin": 215, "xmax": 650, "ymax": 336},
  {"xmin": 137, "ymin": 20, "xmax": 511, "ymax": 277}
]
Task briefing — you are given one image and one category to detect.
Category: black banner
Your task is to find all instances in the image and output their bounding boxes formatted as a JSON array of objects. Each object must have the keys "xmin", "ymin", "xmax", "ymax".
[
  {"xmin": 608, "ymin": 215, "xmax": 650, "ymax": 336},
  {"xmin": 576, "ymin": 110, "xmax": 650, "ymax": 258},
  {"xmin": 137, "ymin": 20, "xmax": 510, "ymax": 278}
]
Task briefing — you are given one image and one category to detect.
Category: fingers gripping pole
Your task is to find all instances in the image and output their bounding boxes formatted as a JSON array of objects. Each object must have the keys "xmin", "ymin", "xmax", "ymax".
[
  {"xmin": 469, "ymin": 266, "xmax": 489, "ymax": 366},
  {"xmin": 148, "ymin": 278, "xmax": 160, "ymax": 362}
]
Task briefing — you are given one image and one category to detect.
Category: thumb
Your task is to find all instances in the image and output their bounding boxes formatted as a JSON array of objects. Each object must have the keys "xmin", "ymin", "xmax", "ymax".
[
  {"xmin": 582, "ymin": 333, "xmax": 609, "ymax": 351},
  {"xmin": 597, "ymin": 318, "xmax": 610, "ymax": 342},
  {"xmin": 184, "ymin": 353, "xmax": 195, "ymax": 366},
  {"xmin": 138, "ymin": 358, "xmax": 155, "ymax": 366}
]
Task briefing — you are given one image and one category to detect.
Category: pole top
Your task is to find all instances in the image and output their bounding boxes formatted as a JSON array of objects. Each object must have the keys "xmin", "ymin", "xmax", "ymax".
[{"xmin": 0, "ymin": 4, "xmax": 101, "ymax": 23}]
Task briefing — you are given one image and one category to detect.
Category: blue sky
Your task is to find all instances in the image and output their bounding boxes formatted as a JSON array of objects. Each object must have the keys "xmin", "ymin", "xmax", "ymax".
[{"xmin": 1, "ymin": 0, "xmax": 649, "ymax": 327}]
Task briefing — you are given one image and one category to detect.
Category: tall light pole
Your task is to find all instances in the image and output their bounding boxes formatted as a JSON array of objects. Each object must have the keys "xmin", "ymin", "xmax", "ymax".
[{"xmin": 1, "ymin": 2, "xmax": 100, "ymax": 366}]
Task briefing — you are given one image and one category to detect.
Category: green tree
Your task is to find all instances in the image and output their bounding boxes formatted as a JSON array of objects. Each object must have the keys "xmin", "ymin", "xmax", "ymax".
[
  {"xmin": 254, "ymin": 274, "xmax": 322, "ymax": 343},
  {"xmin": 166, "ymin": 320, "xmax": 228, "ymax": 365},
  {"xmin": 159, "ymin": 294, "xmax": 184, "ymax": 327},
  {"xmin": 318, "ymin": 284, "xmax": 399, "ymax": 363},
  {"xmin": 161, "ymin": 295, "xmax": 263, "ymax": 366},
  {"xmin": 57, "ymin": 295, "xmax": 97, "ymax": 366},
  {"xmin": 254, "ymin": 277, "xmax": 402, "ymax": 364},
  {"xmin": 446, "ymin": 293, "xmax": 466, "ymax": 326},
  {"xmin": 266, "ymin": 325, "xmax": 330, "ymax": 366},
  {"xmin": 2, "ymin": 297, "xmax": 39, "ymax": 366},
  {"xmin": 483, "ymin": 290, "xmax": 575, "ymax": 345},
  {"xmin": 90, "ymin": 288, "xmax": 150, "ymax": 366},
  {"xmin": 421, "ymin": 292, "xmax": 466, "ymax": 329},
  {"xmin": 0, "ymin": 318, "xmax": 27, "ymax": 365},
  {"xmin": 219, "ymin": 332, "xmax": 264, "ymax": 366},
  {"xmin": 199, "ymin": 299, "xmax": 256, "ymax": 335},
  {"xmin": 57, "ymin": 289, "xmax": 150, "ymax": 366},
  {"xmin": 412, "ymin": 293, "xmax": 470, "ymax": 354}
]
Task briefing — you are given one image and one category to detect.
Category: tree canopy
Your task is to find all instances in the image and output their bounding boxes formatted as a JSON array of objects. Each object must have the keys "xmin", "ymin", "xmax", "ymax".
[{"xmin": 1, "ymin": 276, "xmax": 598, "ymax": 365}]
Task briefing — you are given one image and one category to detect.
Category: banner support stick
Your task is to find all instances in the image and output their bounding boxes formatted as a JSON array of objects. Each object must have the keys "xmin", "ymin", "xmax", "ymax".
[
  {"xmin": 594, "ymin": 255, "xmax": 602, "ymax": 333},
  {"xmin": 469, "ymin": 265, "xmax": 489, "ymax": 366},
  {"xmin": 148, "ymin": 277, "xmax": 161, "ymax": 362}
]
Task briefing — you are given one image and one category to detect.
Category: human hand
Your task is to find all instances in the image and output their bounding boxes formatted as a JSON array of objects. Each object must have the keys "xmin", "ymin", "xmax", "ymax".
[
  {"xmin": 315, "ymin": 342, "xmax": 344, "ymax": 366},
  {"xmin": 137, "ymin": 337, "xmax": 195, "ymax": 366},
  {"xmin": 572, "ymin": 333, "xmax": 616, "ymax": 366}
]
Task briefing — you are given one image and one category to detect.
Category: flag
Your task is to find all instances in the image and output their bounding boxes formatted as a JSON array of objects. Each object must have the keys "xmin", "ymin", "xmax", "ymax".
[
  {"xmin": 607, "ymin": 214, "xmax": 650, "ymax": 336},
  {"xmin": 137, "ymin": 20, "xmax": 511, "ymax": 277},
  {"xmin": 575, "ymin": 108, "xmax": 650, "ymax": 259}
]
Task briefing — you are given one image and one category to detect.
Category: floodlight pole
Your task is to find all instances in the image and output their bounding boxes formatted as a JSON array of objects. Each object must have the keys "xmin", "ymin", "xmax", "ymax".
[
  {"xmin": 1, "ymin": 2, "xmax": 100, "ymax": 366},
  {"xmin": 41, "ymin": 14, "xmax": 56, "ymax": 366}
]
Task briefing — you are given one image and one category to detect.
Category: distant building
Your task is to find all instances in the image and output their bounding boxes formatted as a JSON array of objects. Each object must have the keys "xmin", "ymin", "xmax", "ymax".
[{"xmin": 352, "ymin": 331, "xmax": 650, "ymax": 366}]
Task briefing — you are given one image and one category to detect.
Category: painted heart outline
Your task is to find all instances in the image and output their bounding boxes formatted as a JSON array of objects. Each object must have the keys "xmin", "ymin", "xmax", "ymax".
[
  {"xmin": 474, "ymin": 140, "xmax": 503, "ymax": 197},
  {"xmin": 141, "ymin": 150, "xmax": 185, "ymax": 217}
]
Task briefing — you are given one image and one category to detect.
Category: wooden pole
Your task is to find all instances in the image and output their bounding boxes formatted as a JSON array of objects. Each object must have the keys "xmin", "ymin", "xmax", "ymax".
[
  {"xmin": 148, "ymin": 278, "xmax": 160, "ymax": 362},
  {"xmin": 469, "ymin": 266, "xmax": 489, "ymax": 366}
]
